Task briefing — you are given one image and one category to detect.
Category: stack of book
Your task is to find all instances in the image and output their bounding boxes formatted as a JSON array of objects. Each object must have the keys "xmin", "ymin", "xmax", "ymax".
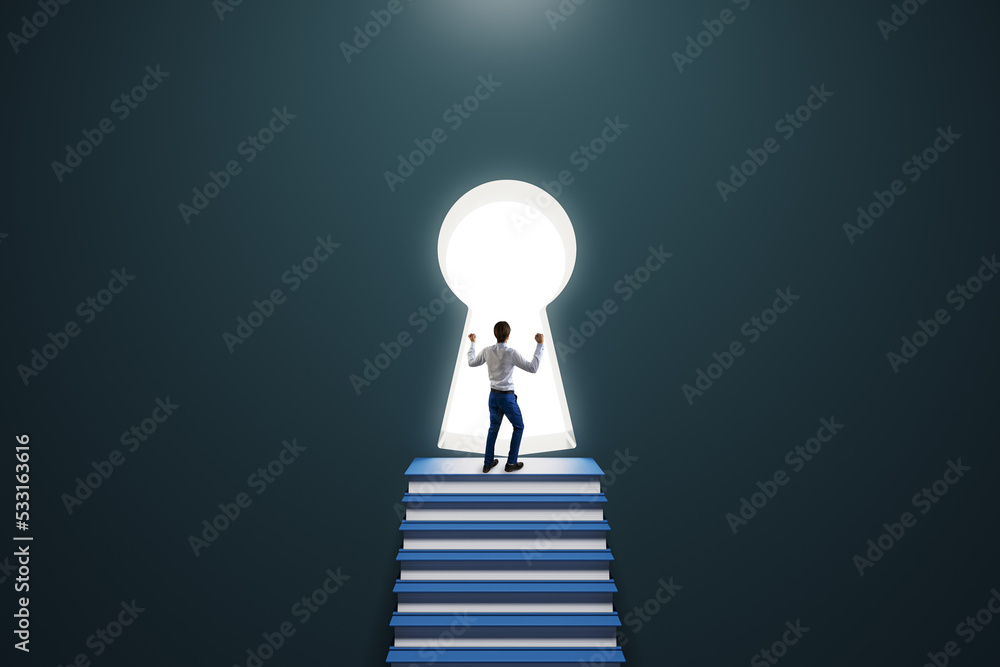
[{"xmin": 385, "ymin": 457, "xmax": 625, "ymax": 666}]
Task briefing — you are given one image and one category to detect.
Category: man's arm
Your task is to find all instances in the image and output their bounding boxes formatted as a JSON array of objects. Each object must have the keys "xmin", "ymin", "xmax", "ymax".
[
  {"xmin": 467, "ymin": 333, "xmax": 485, "ymax": 367},
  {"xmin": 511, "ymin": 333, "xmax": 545, "ymax": 373}
]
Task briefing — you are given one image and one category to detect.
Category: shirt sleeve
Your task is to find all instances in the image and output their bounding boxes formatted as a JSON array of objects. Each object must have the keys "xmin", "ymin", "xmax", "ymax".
[
  {"xmin": 511, "ymin": 343, "xmax": 544, "ymax": 373},
  {"xmin": 468, "ymin": 343, "xmax": 486, "ymax": 367}
]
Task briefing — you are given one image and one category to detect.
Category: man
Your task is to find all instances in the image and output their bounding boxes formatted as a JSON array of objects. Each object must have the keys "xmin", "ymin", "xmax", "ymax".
[{"xmin": 467, "ymin": 321, "xmax": 545, "ymax": 473}]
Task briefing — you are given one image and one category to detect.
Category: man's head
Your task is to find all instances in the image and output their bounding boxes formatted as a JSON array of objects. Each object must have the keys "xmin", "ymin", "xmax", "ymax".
[{"xmin": 494, "ymin": 321, "xmax": 511, "ymax": 343}]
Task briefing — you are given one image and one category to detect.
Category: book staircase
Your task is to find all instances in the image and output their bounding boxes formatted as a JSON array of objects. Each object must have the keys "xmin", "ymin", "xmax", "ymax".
[{"xmin": 385, "ymin": 458, "xmax": 626, "ymax": 666}]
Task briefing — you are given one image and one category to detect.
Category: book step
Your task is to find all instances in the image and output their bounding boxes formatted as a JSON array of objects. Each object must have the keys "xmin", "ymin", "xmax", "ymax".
[
  {"xmin": 406, "ymin": 459, "xmax": 603, "ymax": 495},
  {"xmin": 405, "ymin": 458, "xmax": 605, "ymax": 477},
  {"xmin": 393, "ymin": 580, "xmax": 618, "ymax": 593},
  {"xmin": 394, "ymin": 580, "xmax": 617, "ymax": 613},
  {"xmin": 386, "ymin": 646, "xmax": 625, "ymax": 665},
  {"xmin": 400, "ymin": 521, "xmax": 610, "ymax": 551},
  {"xmin": 390, "ymin": 612, "xmax": 621, "ymax": 627},
  {"xmin": 402, "ymin": 494, "xmax": 607, "ymax": 504},
  {"xmin": 402, "ymin": 494, "xmax": 606, "ymax": 521},
  {"xmin": 392, "ymin": 612, "xmax": 621, "ymax": 648},
  {"xmin": 397, "ymin": 549, "xmax": 613, "ymax": 581}
]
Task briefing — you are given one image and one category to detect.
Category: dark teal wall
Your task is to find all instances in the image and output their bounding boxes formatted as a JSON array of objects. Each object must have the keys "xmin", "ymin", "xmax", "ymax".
[{"xmin": 3, "ymin": 1, "xmax": 999, "ymax": 665}]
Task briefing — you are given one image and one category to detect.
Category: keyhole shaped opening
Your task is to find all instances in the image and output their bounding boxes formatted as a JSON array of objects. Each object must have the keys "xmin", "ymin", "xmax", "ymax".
[{"xmin": 437, "ymin": 180, "xmax": 577, "ymax": 455}]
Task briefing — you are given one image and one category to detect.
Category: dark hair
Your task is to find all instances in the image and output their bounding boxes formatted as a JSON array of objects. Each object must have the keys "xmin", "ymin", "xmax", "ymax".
[{"xmin": 494, "ymin": 321, "xmax": 511, "ymax": 343}]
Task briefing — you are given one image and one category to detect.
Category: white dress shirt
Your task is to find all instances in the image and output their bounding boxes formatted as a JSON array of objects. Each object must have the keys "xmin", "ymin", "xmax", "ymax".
[{"xmin": 468, "ymin": 341, "xmax": 544, "ymax": 391}]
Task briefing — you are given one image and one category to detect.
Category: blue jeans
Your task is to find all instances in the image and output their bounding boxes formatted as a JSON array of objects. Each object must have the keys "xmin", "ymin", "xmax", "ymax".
[{"xmin": 485, "ymin": 390, "xmax": 524, "ymax": 465}]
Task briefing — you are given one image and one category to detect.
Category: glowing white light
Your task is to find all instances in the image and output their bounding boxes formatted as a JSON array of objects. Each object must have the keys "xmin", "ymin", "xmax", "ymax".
[{"xmin": 437, "ymin": 180, "xmax": 576, "ymax": 455}]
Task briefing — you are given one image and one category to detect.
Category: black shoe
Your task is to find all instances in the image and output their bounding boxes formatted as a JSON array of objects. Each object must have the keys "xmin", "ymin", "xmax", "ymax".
[
  {"xmin": 504, "ymin": 462, "xmax": 524, "ymax": 472},
  {"xmin": 483, "ymin": 459, "xmax": 499, "ymax": 473}
]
